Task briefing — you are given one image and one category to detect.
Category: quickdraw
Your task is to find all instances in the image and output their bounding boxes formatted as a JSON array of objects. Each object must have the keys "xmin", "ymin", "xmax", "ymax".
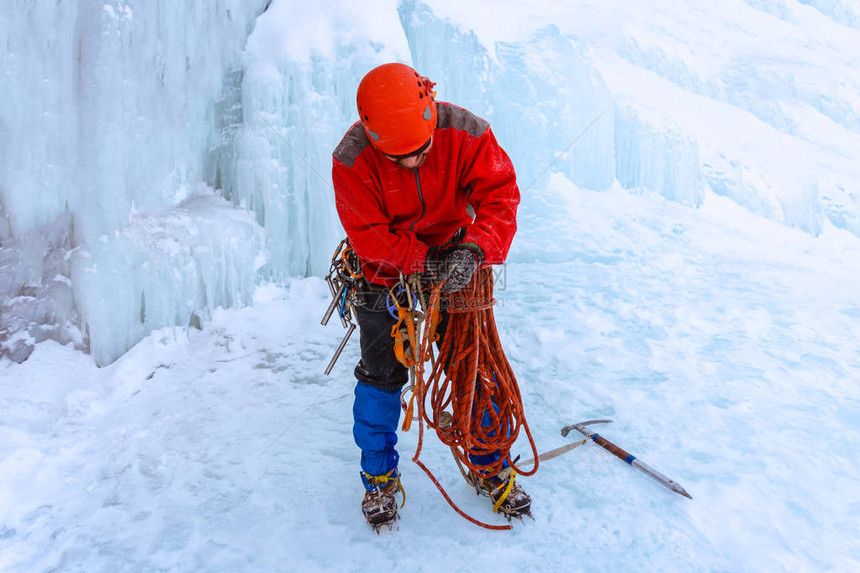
[{"xmin": 321, "ymin": 239, "xmax": 367, "ymax": 375}]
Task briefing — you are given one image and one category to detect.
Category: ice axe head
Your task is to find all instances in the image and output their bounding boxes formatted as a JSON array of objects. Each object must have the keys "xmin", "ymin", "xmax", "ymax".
[{"xmin": 560, "ymin": 419, "xmax": 613, "ymax": 438}]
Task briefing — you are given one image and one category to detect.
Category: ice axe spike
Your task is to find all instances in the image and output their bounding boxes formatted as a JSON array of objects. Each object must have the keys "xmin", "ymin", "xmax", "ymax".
[{"xmin": 561, "ymin": 419, "xmax": 692, "ymax": 500}]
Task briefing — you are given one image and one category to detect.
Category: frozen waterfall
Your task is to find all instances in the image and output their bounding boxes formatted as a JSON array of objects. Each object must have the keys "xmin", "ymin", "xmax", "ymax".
[{"xmin": 2, "ymin": 0, "xmax": 858, "ymax": 365}]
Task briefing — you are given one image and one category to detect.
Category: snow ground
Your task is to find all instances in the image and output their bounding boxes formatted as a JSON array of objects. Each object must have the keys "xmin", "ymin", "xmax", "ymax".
[
  {"xmin": 3, "ymin": 0, "xmax": 860, "ymax": 570},
  {"xmin": 2, "ymin": 181, "xmax": 858, "ymax": 572}
]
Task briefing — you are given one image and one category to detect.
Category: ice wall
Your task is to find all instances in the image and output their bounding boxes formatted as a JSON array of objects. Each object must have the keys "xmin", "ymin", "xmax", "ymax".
[
  {"xmin": 614, "ymin": 4, "xmax": 860, "ymax": 236},
  {"xmin": 73, "ymin": 190, "xmax": 263, "ymax": 366},
  {"xmin": 1, "ymin": 0, "xmax": 268, "ymax": 364},
  {"xmin": 748, "ymin": 0, "xmax": 860, "ymax": 28},
  {"xmin": 399, "ymin": 3, "xmax": 615, "ymax": 193},
  {"xmin": 0, "ymin": 214, "xmax": 80, "ymax": 363},
  {"xmin": 233, "ymin": 1, "xmax": 412, "ymax": 278},
  {"xmin": 397, "ymin": 0, "xmax": 493, "ymax": 120},
  {"xmin": 614, "ymin": 104, "xmax": 703, "ymax": 208},
  {"xmin": 800, "ymin": 0, "xmax": 860, "ymax": 27},
  {"xmin": 490, "ymin": 27, "xmax": 615, "ymax": 194},
  {"xmin": 4, "ymin": 0, "xmax": 858, "ymax": 365},
  {"xmin": 1, "ymin": 0, "xmax": 78, "ymax": 236}
]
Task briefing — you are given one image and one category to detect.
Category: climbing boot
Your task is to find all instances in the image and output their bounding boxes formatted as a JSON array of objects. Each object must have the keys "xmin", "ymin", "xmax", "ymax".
[
  {"xmin": 361, "ymin": 469, "xmax": 404, "ymax": 532},
  {"xmin": 470, "ymin": 470, "xmax": 532, "ymax": 521}
]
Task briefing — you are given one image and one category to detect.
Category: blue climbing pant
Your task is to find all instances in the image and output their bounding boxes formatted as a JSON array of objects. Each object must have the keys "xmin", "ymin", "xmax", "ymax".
[
  {"xmin": 353, "ymin": 379, "xmax": 507, "ymax": 489},
  {"xmin": 468, "ymin": 396, "xmax": 509, "ymax": 472},
  {"xmin": 353, "ymin": 381, "xmax": 401, "ymax": 490}
]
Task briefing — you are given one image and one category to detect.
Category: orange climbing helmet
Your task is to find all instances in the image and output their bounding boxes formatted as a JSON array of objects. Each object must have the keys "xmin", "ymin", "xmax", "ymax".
[{"xmin": 356, "ymin": 63, "xmax": 437, "ymax": 157}]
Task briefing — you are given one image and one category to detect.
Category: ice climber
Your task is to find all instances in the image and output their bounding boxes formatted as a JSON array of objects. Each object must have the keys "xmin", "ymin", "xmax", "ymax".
[{"xmin": 331, "ymin": 62, "xmax": 528, "ymax": 529}]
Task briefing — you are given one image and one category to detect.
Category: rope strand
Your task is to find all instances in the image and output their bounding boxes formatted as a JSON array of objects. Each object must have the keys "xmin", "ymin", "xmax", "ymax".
[{"xmin": 407, "ymin": 268, "xmax": 539, "ymax": 529}]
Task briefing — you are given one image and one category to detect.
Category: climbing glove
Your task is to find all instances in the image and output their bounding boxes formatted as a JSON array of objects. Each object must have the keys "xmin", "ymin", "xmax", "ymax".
[{"xmin": 426, "ymin": 243, "xmax": 484, "ymax": 293}]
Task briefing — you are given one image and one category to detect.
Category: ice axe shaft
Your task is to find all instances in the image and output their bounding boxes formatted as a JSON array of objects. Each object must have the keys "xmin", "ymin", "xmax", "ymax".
[
  {"xmin": 516, "ymin": 437, "xmax": 589, "ymax": 468},
  {"xmin": 498, "ymin": 421, "xmax": 608, "ymax": 478},
  {"xmin": 561, "ymin": 420, "xmax": 692, "ymax": 500}
]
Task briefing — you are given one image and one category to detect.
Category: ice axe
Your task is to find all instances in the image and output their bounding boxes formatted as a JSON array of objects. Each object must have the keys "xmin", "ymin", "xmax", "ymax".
[{"xmin": 561, "ymin": 419, "xmax": 693, "ymax": 500}]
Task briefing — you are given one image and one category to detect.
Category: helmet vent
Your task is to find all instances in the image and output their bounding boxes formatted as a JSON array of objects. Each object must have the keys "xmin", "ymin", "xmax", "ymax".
[{"xmin": 423, "ymin": 106, "xmax": 432, "ymax": 120}]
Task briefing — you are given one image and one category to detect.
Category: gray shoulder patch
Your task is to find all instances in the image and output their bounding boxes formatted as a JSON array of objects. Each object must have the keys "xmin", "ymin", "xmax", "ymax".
[
  {"xmin": 436, "ymin": 103, "xmax": 489, "ymax": 138},
  {"xmin": 333, "ymin": 123, "xmax": 371, "ymax": 168}
]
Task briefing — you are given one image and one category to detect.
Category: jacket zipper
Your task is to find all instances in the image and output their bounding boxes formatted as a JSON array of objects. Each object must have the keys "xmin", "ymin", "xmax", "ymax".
[{"xmin": 409, "ymin": 168, "xmax": 427, "ymax": 232}]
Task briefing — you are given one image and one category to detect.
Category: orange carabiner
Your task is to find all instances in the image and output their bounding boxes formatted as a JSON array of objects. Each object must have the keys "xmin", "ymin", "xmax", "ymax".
[{"xmin": 391, "ymin": 305, "xmax": 417, "ymax": 369}]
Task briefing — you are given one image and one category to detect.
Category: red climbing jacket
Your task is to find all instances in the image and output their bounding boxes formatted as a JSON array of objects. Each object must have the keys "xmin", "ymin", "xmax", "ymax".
[{"xmin": 332, "ymin": 102, "xmax": 520, "ymax": 286}]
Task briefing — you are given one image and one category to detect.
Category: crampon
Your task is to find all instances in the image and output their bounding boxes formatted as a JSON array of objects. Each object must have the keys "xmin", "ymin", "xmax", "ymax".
[
  {"xmin": 467, "ymin": 470, "xmax": 533, "ymax": 521},
  {"xmin": 361, "ymin": 470, "xmax": 404, "ymax": 533}
]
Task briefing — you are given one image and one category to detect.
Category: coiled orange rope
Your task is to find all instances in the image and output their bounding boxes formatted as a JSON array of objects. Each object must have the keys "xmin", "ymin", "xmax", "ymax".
[{"xmin": 407, "ymin": 267, "xmax": 540, "ymax": 530}]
